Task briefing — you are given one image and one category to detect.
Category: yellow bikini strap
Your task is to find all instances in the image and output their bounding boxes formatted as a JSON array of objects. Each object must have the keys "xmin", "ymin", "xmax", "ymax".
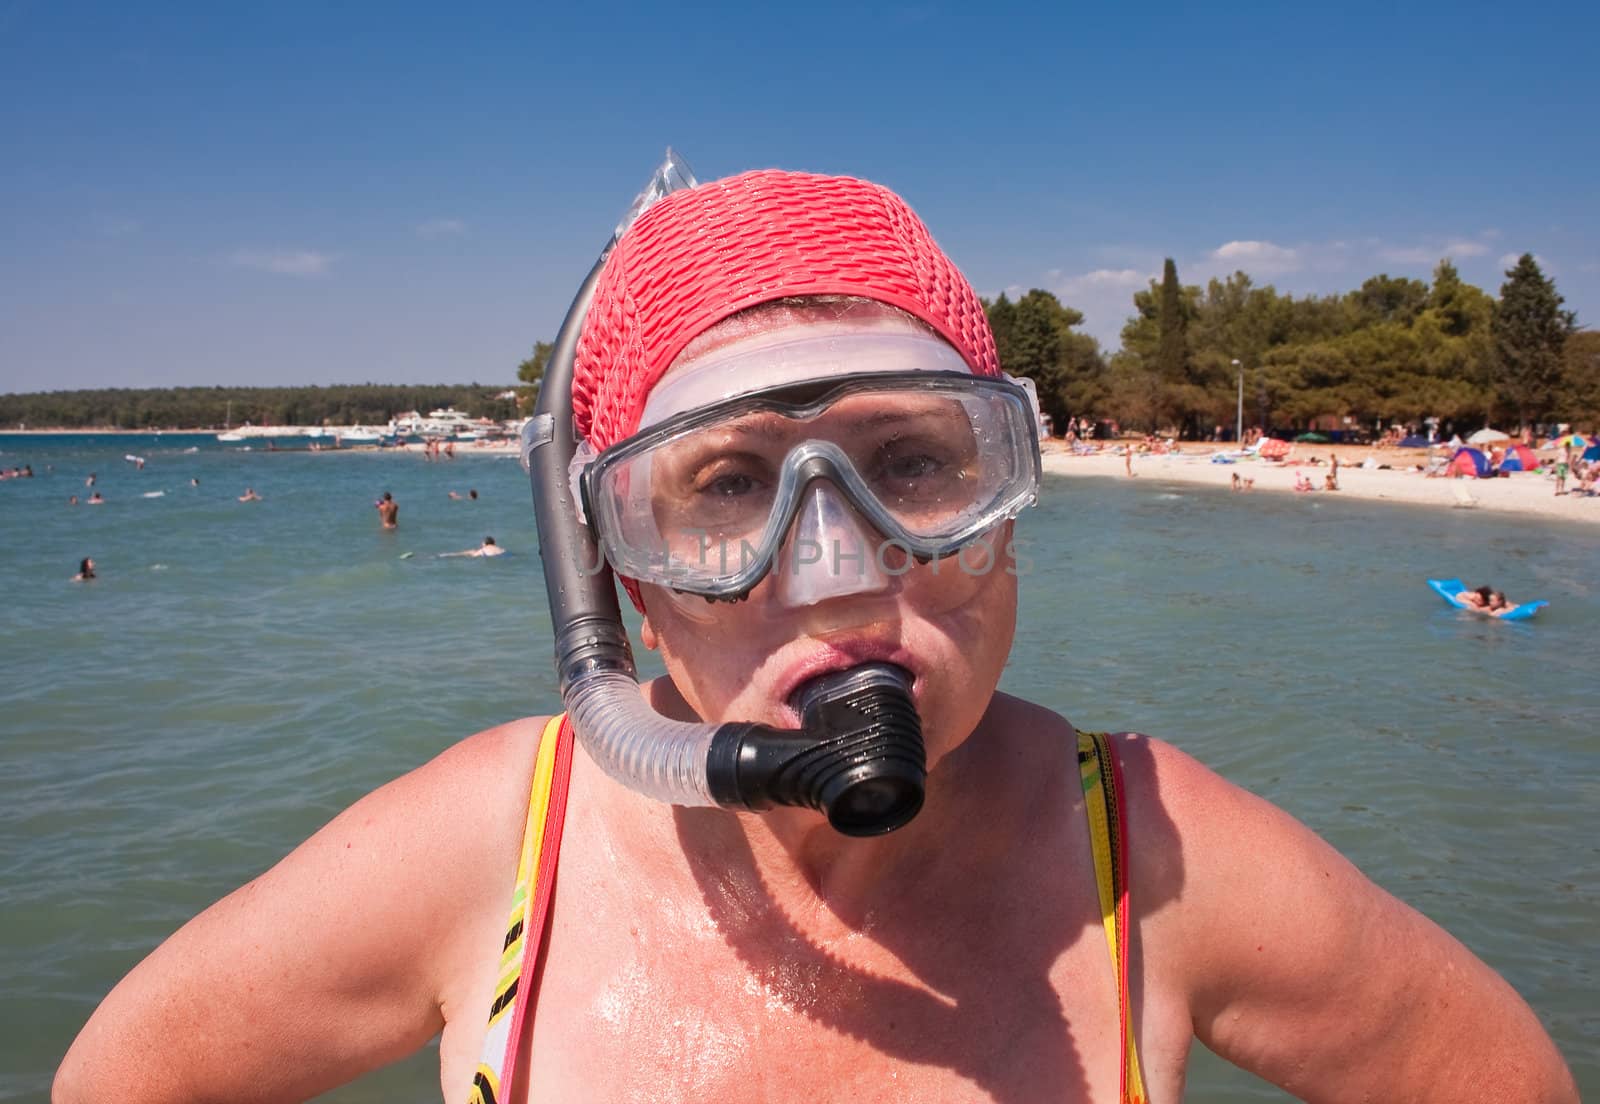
[{"xmin": 1078, "ymin": 730, "xmax": 1148, "ymax": 1104}]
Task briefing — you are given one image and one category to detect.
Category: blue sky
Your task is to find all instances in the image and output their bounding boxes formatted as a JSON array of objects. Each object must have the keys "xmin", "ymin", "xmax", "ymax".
[{"xmin": 3, "ymin": 0, "xmax": 1596, "ymax": 393}]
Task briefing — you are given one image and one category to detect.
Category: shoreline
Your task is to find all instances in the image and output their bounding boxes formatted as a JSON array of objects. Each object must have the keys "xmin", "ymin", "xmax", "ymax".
[
  {"xmin": 8, "ymin": 431, "xmax": 1595, "ymax": 526},
  {"xmin": 1042, "ymin": 442, "xmax": 1598, "ymax": 525}
]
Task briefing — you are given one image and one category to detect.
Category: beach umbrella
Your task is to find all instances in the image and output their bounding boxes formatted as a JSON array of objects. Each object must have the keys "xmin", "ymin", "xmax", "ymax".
[
  {"xmin": 1544, "ymin": 433, "xmax": 1588, "ymax": 449},
  {"xmin": 1585, "ymin": 442, "xmax": 1600, "ymax": 463},
  {"xmin": 1294, "ymin": 432, "xmax": 1330, "ymax": 443},
  {"xmin": 1467, "ymin": 427, "xmax": 1511, "ymax": 445},
  {"xmin": 1396, "ymin": 435, "xmax": 1433, "ymax": 448},
  {"xmin": 1497, "ymin": 444, "xmax": 1540, "ymax": 472},
  {"xmin": 1258, "ymin": 437, "xmax": 1291, "ymax": 460}
]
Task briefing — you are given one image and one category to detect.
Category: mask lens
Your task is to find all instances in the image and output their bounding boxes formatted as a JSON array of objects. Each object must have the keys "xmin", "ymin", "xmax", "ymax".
[{"xmin": 585, "ymin": 373, "xmax": 1038, "ymax": 597}]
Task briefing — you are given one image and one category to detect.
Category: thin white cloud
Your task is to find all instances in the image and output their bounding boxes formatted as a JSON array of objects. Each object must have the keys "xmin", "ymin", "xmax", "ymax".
[
  {"xmin": 1060, "ymin": 268, "xmax": 1149, "ymax": 291},
  {"xmin": 1378, "ymin": 239, "xmax": 1490, "ymax": 265},
  {"xmin": 1377, "ymin": 246, "xmax": 1442, "ymax": 265},
  {"xmin": 1210, "ymin": 240, "xmax": 1301, "ymax": 273},
  {"xmin": 416, "ymin": 218, "xmax": 466, "ymax": 238},
  {"xmin": 229, "ymin": 249, "xmax": 336, "ymax": 276}
]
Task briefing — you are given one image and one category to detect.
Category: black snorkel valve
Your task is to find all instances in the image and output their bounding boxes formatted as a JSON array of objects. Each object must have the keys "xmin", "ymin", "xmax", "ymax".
[
  {"xmin": 523, "ymin": 151, "xmax": 926, "ymax": 837},
  {"xmin": 704, "ymin": 663, "xmax": 925, "ymax": 835}
]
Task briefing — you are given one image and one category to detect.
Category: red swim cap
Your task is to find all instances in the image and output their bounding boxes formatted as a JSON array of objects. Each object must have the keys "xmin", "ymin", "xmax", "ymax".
[{"xmin": 573, "ymin": 169, "xmax": 999, "ymax": 452}]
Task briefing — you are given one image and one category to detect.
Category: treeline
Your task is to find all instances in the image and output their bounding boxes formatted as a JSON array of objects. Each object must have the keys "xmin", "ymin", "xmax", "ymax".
[
  {"xmin": 0, "ymin": 384, "xmax": 520, "ymax": 430},
  {"xmin": 9, "ymin": 257, "xmax": 1595, "ymax": 439},
  {"xmin": 990, "ymin": 253, "xmax": 1597, "ymax": 439}
]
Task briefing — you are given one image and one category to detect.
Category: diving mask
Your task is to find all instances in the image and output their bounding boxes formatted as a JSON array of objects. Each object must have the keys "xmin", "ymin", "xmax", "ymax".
[{"xmin": 577, "ymin": 330, "xmax": 1042, "ymax": 603}]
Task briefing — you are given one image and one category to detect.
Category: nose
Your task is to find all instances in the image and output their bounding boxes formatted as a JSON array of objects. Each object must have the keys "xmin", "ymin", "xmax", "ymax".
[{"xmin": 774, "ymin": 481, "xmax": 894, "ymax": 608}]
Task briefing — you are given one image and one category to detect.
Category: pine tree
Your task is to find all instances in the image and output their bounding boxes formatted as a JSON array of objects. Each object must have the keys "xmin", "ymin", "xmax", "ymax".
[
  {"xmin": 1493, "ymin": 255, "xmax": 1576, "ymax": 427},
  {"xmin": 1157, "ymin": 258, "xmax": 1186, "ymax": 384},
  {"xmin": 1152, "ymin": 258, "xmax": 1187, "ymax": 432}
]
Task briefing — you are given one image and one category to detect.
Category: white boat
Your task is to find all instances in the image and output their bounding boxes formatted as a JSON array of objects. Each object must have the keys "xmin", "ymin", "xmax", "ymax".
[
  {"xmin": 412, "ymin": 407, "xmax": 478, "ymax": 437},
  {"xmin": 217, "ymin": 431, "xmax": 246, "ymax": 442},
  {"xmin": 338, "ymin": 426, "xmax": 383, "ymax": 443}
]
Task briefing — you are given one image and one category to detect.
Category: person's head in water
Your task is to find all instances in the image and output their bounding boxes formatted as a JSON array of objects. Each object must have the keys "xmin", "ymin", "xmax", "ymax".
[
  {"xmin": 469, "ymin": 489, "xmax": 478, "ymax": 500},
  {"xmin": 382, "ymin": 491, "xmax": 392, "ymax": 502},
  {"xmin": 482, "ymin": 536, "xmax": 495, "ymax": 547},
  {"xmin": 1489, "ymin": 590, "xmax": 1509, "ymax": 611},
  {"xmin": 76, "ymin": 557, "xmax": 95, "ymax": 580},
  {"xmin": 572, "ymin": 170, "xmax": 1024, "ymax": 770}
]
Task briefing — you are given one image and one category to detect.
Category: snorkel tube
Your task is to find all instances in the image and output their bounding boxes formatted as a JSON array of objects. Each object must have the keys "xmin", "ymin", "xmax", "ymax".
[{"xmin": 524, "ymin": 152, "xmax": 925, "ymax": 836}]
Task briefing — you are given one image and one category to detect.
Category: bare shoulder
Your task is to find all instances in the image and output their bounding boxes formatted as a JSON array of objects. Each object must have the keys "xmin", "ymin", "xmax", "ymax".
[
  {"xmin": 377, "ymin": 715, "xmax": 553, "ymax": 943},
  {"xmin": 1104, "ymin": 733, "xmax": 1577, "ymax": 1103},
  {"xmin": 53, "ymin": 715, "xmax": 554, "ymax": 1104}
]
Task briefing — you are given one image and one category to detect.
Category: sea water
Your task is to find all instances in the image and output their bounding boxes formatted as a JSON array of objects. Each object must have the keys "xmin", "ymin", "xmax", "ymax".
[{"xmin": 1, "ymin": 434, "xmax": 1595, "ymax": 1101}]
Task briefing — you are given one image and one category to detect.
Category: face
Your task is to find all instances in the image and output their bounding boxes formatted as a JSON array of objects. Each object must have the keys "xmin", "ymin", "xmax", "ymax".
[{"xmin": 633, "ymin": 308, "xmax": 1023, "ymax": 769}]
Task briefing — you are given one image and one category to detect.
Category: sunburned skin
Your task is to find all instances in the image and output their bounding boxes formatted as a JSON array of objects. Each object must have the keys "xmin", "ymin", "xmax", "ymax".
[{"xmin": 436, "ymin": 695, "xmax": 1176, "ymax": 1104}]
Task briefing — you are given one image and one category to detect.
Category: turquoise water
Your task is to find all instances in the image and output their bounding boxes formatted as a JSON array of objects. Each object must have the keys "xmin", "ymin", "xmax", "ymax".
[{"xmin": 2, "ymin": 434, "xmax": 1595, "ymax": 1101}]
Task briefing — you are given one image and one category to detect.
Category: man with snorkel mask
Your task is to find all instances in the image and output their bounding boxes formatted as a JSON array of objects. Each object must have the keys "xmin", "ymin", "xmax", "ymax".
[{"xmin": 58, "ymin": 167, "xmax": 1574, "ymax": 1104}]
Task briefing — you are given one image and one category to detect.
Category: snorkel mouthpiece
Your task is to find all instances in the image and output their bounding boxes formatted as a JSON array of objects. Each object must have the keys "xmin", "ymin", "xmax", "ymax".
[{"xmin": 706, "ymin": 663, "xmax": 926, "ymax": 837}]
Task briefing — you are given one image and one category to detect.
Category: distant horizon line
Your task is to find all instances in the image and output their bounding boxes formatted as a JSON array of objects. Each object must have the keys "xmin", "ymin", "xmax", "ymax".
[{"xmin": 0, "ymin": 380, "xmax": 521, "ymax": 399}]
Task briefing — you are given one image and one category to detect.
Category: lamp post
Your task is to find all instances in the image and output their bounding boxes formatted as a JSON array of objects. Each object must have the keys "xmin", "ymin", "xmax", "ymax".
[{"xmin": 1232, "ymin": 359, "xmax": 1243, "ymax": 445}]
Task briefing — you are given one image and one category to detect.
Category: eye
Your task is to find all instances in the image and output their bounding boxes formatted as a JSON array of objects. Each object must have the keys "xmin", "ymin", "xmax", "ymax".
[
  {"xmin": 882, "ymin": 452, "xmax": 944, "ymax": 481},
  {"xmin": 701, "ymin": 471, "xmax": 762, "ymax": 497}
]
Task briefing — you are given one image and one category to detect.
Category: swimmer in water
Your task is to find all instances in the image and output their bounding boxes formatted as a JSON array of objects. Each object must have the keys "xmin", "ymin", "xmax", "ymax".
[
  {"xmin": 73, "ymin": 557, "xmax": 95, "ymax": 581},
  {"xmin": 238, "ymin": 488, "xmax": 261, "ymax": 502},
  {"xmin": 375, "ymin": 490, "xmax": 398, "ymax": 529},
  {"xmin": 439, "ymin": 536, "xmax": 506, "ymax": 559},
  {"xmin": 57, "ymin": 167, "xmax": 1578, "ymax": 1104},
  {"xmin": 1486, "ymin": 589, "xmax": 1520, "ymax": 617},
  {"xmin": 87, "ymin": 492, "xmax": 104, "ymax": 505}
]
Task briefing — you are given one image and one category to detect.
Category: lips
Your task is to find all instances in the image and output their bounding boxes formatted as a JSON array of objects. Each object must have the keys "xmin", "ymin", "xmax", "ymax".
[{"xmin": 773, "ymin": 637, "xmax": 920, "ymax": 721}]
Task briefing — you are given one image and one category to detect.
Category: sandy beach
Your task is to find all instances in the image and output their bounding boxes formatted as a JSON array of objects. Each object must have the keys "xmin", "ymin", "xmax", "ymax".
[{"xmin": 1039, "ymin": 441, "xmax": 1598, "ymax": 524}]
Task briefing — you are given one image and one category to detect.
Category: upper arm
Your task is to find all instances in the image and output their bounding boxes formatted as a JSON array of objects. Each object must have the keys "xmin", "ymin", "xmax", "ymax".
[
  {"xmin": 54, "ymin": 718, "xmax": 547, "ymax": 1104},
  {"xmin": 1126, "ymin": 736, "xmax": 1576, "ymax": 1104}
]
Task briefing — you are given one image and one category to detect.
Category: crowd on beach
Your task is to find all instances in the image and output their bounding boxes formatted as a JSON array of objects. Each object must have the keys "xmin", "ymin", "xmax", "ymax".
[{"xmin": 1041, "ymin": 412, "xmax": 1600, "ymax": 507}]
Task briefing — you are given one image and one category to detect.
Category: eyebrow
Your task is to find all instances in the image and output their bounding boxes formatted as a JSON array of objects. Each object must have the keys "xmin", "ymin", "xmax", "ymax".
[
  {"xmin": 706, "ymin": 414, "xmax": 793, "ymax": 443},
  {"xmin": 686, "ymin": 398, "xmax": 969, "ymax": 445},
  {"xmin": 836, "ymin": 405, "xmax": 969, "ymax": 434}
]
